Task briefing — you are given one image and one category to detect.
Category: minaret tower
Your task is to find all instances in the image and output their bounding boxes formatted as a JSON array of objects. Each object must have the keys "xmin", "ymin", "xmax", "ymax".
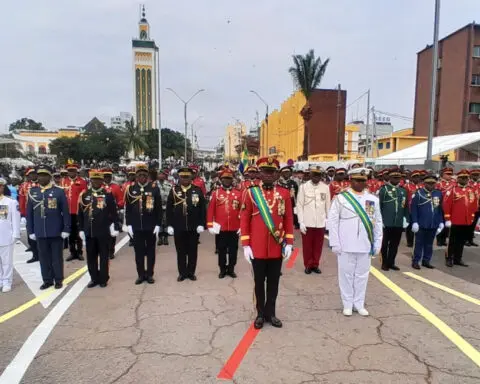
[{"xmin": 132, "ymin": 5, "xmax": 158, "ymax": 131}]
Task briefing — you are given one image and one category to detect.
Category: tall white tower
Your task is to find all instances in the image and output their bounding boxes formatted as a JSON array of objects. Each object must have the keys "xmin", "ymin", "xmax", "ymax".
[{"xmin": 132, "ymin": 5, "xmax": 159, "ymax": 131}]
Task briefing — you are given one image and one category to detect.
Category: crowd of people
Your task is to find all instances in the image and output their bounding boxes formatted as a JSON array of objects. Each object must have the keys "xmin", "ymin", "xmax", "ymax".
[{"xmin": 0, "ymin": 158, "xmax": 478, "ymax": 328}]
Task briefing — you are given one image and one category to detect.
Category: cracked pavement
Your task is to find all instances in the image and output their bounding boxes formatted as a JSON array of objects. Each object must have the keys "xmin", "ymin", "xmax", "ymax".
[{"xmin": 1, "ymin": 233, "xmax": 480, "ymax": 383}]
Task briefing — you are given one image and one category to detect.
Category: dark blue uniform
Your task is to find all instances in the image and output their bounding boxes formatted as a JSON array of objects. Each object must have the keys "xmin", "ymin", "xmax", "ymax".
[
  {"xmin": 27, "ymin": 184, "xmax": 71, "ymax": 285},
  {"xmin": 411, "ymin": 188, "xmax": 444, "ymax": 265}
]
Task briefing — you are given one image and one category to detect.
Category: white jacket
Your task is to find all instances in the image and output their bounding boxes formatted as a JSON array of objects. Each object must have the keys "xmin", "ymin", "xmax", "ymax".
[
  {"xmin": 297, "ymin": 180, "xmax": 331, "ymax": 228},
  {"xmin": 0, "ymin": 196, "xmax": 20, "ymax": 247},
  {"xmin": 327, "ymin": 189, "xmax": 383, "ymax": 254}
]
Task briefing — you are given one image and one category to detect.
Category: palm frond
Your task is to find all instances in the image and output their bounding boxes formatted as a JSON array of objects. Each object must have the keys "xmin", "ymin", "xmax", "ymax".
[{"xmin": 288, "ymin": 49, "xmax": 329, "ymax": 100}]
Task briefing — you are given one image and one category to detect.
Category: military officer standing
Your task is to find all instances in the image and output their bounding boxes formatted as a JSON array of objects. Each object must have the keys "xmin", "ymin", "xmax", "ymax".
[
  {"xmin": 166, "ymin": 167, "xmax": 206, "ymax": 282},
  {"xmin": 18, "ymin": 167, "xmax": 39, "ymax": 263},
  {"xmin": 78, "ymin": 170, "xmax": 119, "ymax": 288},
  {"xmin": 410, "ymin": 173, "xmax": 444, "ymax": 269},
  {"xmin": 379, "ymin": 168, "xmax": 409, "ymax": 271},
  {"xmin": 207, "ymin": 167, "xmax": 241, "ymax": 278},
  {"xmin": 240, "ymin": 157, "xmax": 294, "ymax": 329},
  {"xmin": 436, "ymin": 167, "xmax": 455, "ymax": 246},
  {"xmin": 157, "ymin": 170, "xmax": 172, "ymax": 246},
  {"xmin": 443, "ymin": 169, "xmax": 476, "ymax": 267},
  {"xmin": 404, "ymin": 170, "xmax": 423, "ymax": 247},
  {"xmin": 329, "ymin": 168, "xmax": 350, "ymax": 198},
  {"xmin": 125, "ymin": 164, "xmax": 162, "ymax": 284},
  {"xmin": 103, "ymin": 167, "xmax": 124, "ymax": 259},
  {"xmin": 466, "ymin": 169, "xmax": 480, "ymax": 247},
  {"xmin": 27, "ymin": 165, "xmax": 70, "ymax": 290},
  {"xmin": 278, "ymin": 166, "xmax": 299, "ymax": 229}
]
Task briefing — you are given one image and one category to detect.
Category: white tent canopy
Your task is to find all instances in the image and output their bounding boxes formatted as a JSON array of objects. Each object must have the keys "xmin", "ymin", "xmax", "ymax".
[{"xmin": 373, "ymin": 132, "xmax": 480, "ymax": 166}]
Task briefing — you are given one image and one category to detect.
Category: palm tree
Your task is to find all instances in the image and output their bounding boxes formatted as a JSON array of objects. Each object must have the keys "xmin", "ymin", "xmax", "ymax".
[
  {"xmin": 122, "ymin": 118, "xmax": 148, "ymax": 158},
  {"xmin": 288, "ymin": 49, "xmax": 329, "ymax": 160}
]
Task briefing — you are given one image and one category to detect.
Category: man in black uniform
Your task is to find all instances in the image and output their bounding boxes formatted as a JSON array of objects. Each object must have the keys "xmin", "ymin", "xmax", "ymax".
[
  {"xmin": 78, "ymin": 170, "xmax": 119, "ymax": 288},
  {"xmin": 166, "ymin": 166, "xmax": 206, "ymax": 282},
  {"xmin": 278, "ymin": 166, "xmax": 299, "ymax": 229},
  {"xmin": 125, "ymin": 164, "xmax": 162, "ymax": 285}
]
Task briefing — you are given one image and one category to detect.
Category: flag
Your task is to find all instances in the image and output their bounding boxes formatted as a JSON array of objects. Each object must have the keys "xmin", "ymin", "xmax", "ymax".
[{"xmin": 238, "ymin": 148, "xmax": 249, "ymax": 174}]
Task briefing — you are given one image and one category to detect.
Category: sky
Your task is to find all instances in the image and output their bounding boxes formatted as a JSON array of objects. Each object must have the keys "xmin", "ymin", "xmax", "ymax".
[{"xmin": 1, "ymin": 0, "xmax": 479, "ymax": 150}]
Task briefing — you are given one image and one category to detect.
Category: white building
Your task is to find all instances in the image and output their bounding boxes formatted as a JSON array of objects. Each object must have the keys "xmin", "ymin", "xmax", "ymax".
[
  {"xmin": 111, "ymin": 112, "xmax": 133, "ymax": 129},
  {"xmin": 11, "ymin": 128, "xmax": 80, "ymax": 155},
  {"xmin": 224, "ymin": 122, "xmax": 246, "ymax": 160}
]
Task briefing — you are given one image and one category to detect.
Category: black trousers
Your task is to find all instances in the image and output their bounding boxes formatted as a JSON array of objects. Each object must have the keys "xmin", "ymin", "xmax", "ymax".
[
  {"xmin": 437, "ymin": 226, "xmax": 449, "ymax": 245},
  {"xmin": 86, "ymin": 236, "xmax": 110, "ymax": 284},
  {"xmin": 37, "ymin": 237, "xmax": 64, "ymax": 284},
  {"xmin": 133, "ymin": 231, "xmax": 156, "ymax": 278},
  {"xmin": 252, "ymin": 258, "xmax": 283, "ymax": 318},
  {"xmin": 28, "ymin": 236, "xmax": 39, "ymax": 260},
  {"xmin": 217, "ymin": 231, "xmax": 239, "ymax": 271},
  {"xmin": 174, "ymin": 231, "xmax": 199, "ymax": 277},
  {"xmin": 468, "ymin": 211, "xmax": 480, "ymax": 242},
  {"xmin": 405, "ymin": 223, "xmax": 415, "ymax": 247},
  {"xmin": 381, "ymin": 227, "xmax": 403, "ymax": 268},
  {"xmin": 215, "ymin": 234, "xmax": 219, "ymax": 251},
  {"xmin": 109, "ymin": 236, "xmax": 116, "ymax": 257},
  {"xmin": 447, "ymin": 225, "xmax": 470, "ymax": 263},
  {"xmin": 69, "ymin": 214, "xmax": 83, "ymax": 256}
]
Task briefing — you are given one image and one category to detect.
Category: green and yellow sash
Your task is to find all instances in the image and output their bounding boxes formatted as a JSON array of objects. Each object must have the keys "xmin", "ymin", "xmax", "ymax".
[
  {"xmin": 341, "ymin": 191, "xmax": 375, "ymax": 255},
  {"xmin": 250, "ymin": 186, "xmax": 284, "ymax": 245}
]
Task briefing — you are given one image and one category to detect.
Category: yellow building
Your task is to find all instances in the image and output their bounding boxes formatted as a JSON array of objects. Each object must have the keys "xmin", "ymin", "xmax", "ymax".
[
  {"xmin": 12, "ymin": 128, "xmax": 80, "ymax": 155},
  {"xmin": 224, "ymin": 122, "xmax": 246, "ymax": 160}
]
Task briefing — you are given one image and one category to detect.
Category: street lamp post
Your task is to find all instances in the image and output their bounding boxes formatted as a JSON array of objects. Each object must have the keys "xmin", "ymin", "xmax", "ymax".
[
  {"xmin": 190, "ymin": 116, "xmax": 203, "ymax": 162},
  {"xmin": 250, "ymin": 90, "xmax": 269, "ymax": 155},
  {"xmin": 166, "ymin": 88, "xmax": 205, "ymax": 162}
]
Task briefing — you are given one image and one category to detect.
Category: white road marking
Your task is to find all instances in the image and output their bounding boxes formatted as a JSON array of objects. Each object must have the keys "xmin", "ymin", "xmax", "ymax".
[{"xmin": 0, "ymin": 235, "xmax": 130, "ymax": 384}]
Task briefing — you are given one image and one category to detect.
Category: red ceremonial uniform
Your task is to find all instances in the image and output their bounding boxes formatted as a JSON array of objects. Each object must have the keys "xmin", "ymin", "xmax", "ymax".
[
  {"xmin": 366, "ymin": 179, "xmax": 382, "ymax": 194},
  {"xmin": 207, "ymin": 186, "xmax": 242, "ymax": 231},
  {"xmin": 405, "ymin": 182, "xmax": 423, "ymax": 207},
  {"xmin": 19, "ymin": 181, "xmax": 39, "ymax": 217},
  {"xmin": 437, "ymin": 178, "xmax": 455, "ymax": 193},
  {"xmin": 192, "ymin": 177, "xmax": 207, "ymax": 196},
  {"xmin": 61, "ymin": 176, "xmax": 87, "ymax": 214},
  {"xmin": 105, "ymin": 182, "xmax": 124, "ymax": 208},
  {"xmin": 329, "ymin": 180, "xmax": 350, "ymax": 197},
  {"xmin": 240, "ymin": 185, "xmax": 294, "ymax": 258},
  {"xmin": 443, "ymin": 185, "xmax": 477, "ymax": 225}
]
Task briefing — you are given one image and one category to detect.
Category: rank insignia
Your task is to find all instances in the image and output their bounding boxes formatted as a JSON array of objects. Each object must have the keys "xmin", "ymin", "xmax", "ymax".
[
  {"xmin": 47, "ymin": 198, "xmax": 57, "ymax": 209},
  {"xmin": 232, "ymin": 199, "xmax": 239, "ymax": 210},
  {"xmin": 192, "ymin": 193, "xmax": 199, "ymax": 206},
  {"xmin": 0, "ymin": 205, "xmax": 8, "ymax": 220},
  {"xmin": 96, "ymin": 197, "xmax": 105, "ymax": 209},
  {"xmin": 320, "ymin": 193, "xmax": 326, "ymax": 201}
]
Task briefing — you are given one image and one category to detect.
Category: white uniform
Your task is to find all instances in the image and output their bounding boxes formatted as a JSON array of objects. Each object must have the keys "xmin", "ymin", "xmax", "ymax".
[
  {"xmin": 327, "ymin": 188, "xmax": 383, "ymax": 310},
  {"xmin": 0, "ymin": 195, "xmax": 21, "ymax": 290}
]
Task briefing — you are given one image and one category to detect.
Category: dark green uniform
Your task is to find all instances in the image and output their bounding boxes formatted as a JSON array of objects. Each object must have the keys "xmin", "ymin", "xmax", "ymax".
[{"xmin": 379, "ymin": 184, "xmax": 408, "ymax": 270}]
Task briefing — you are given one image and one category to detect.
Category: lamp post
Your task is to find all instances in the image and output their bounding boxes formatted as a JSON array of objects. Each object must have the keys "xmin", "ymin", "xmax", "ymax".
[
  {"xmin": 250, "ymin": 90, "xmax": 269, "ymax": 155},
  {"xmin": 190, "ymin": 115, "xmax": 203, "ymax": 162},
  {"xmin": 166, "ymin": 88, "xmax": 205, "ymax": 162}
]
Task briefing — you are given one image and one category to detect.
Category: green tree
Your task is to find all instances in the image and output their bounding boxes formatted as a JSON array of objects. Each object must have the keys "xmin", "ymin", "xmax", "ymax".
[
  {"xmin": 144, "ymin": 128, "xmax": 191, "ymax": 160},
  {"xmin": 49, "ymin": 136, "xmax": 84, "ymax": 163},
  {"xmin": 288, "ymin": 49, "xmax": 329, "ymax": 160},
  {"xmin": 122, "ymin": 118, "xmax": 148, "ymax": 158},
  {"xmin": 83, "ymin": 128, "xmax": 126, "ymax": 163},
  {"xmin": 9, "ymin": 118, "xmax": 45, "ymax": 132}
]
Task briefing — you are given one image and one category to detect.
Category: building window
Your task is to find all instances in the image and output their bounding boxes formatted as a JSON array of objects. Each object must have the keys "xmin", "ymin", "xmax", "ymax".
[
  {"xmin": 469, "ymin": 103, "xmax": 480, "ymax": 114},
  {"xmin": 386, "ymin": 142, "xmax": 391, "ymax": 149},
  {"xmin": 472, "ymin": 74, "xmax": 480, "ymax": 86},
  {"xmin": 378, "ymin": 142, "xmax": 384, "ymax": 150},
  {"xmin": 474, "ymin": 46, "xmax": 480, "ymax": 58}
]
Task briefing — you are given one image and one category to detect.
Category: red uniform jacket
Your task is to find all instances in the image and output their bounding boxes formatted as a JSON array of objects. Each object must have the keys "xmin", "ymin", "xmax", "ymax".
[
  {"xmin": 192, "ymin": 177, "xmax": 207, "ymax": 196},
  {"xmin": 366, "ymin": 179, "xmax": 382, "ymax": 194},
  {"xmin": 469, "ymin": 181, "xmax": 480, "ymax": 211},
  {"xmin": 19, "ymin": 181, "xmax": 38, "ymax": 217},
  {"xmin": 436, "ymin": 179, "xmax": 455, "ymax": 193},
  {"xmin": 404, "ymin": 182, "xmax": 423, "ymax": 208},
  {"xmin": 207, "ymin": 187, "xmax": 242, "ymax": 232},
  {"xmin": 329, "ymin": 180, "xmax": 350, "ymax": 198},
  {"xmin": 105, "ymin": 182, "xmax": 124, "ymax": 208},
  {"xmin": 61, "ymin": 176, "xmax": 87, "ymax": 215},
  {"xmin": 443, "ymin": 185, "xmax": 477, "ymax": 225},
  {"xmin": 240, "ymin": 185, "xmax": 294, "ymax": 259}
]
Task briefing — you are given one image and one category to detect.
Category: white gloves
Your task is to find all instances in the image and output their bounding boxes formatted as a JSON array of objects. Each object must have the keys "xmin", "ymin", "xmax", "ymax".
[
  {"xmin": 208, "ymin": 228, "xmax": 216, "ymax": 235},
  {"xmin": 437, "ymin": 222, "xmax": 445, "ymax": 235},
  {"xmin": 20, "ymin": 217, "xmax": 26, "ymax": 226},
  {"xmin": 61, "ymin": 232, "xmax": 70, "ymax": 239},
  {"xmin": 299, "ymin": 223, "xmax": 307, "ymax": 235},
  {"xmin": 412, "ymin": 223, "xmax": 419, "ymax": 233},
  {"xmin": 283, "ymin": 245, "xmax": 293, "ymax": 261},
  {"xmin": 167, "ymin": 226, "xmax": 174, "ymax": 236},
  {"xmin": 332, "ymin": 246, "xmax": 341, "ymax": 254},
  {"xmin": 403, "ymin": 217, "xmax": 409, "ymax": 229},
  {"xmin": 110, "ymin": 224, "xmax": 119, "ymax": 237},
  {"xmin": 445, "ymin": 220, "xmax": 452, "ymax": 228},
  {"xmin": 79, "ymin": 231, "xmax": 86, "ymax": 241},
  {"xmin": 153, "ymin": 226, "xmax": 160, "ymax": 235},
  {"xmin": 29, "ymin": 233, "xmax": 36, "ymax": 241},
  {"xmin": 127, "ymin": 225, "xmax": 134, "ymax": 237},
  {"xmin": 208, "ymin": 222, "xmax": 220, "ymax": 235},
  {"xmin": 237, "ymin": 229, "xmax": 241, "ymax": 235},
  {"xmin": 196, "ymin": 226, "xmax": 204, "ymax": 234},
  {"xmin": 243, "ymin": 246, "xmax": 254, "ymax": 264}
]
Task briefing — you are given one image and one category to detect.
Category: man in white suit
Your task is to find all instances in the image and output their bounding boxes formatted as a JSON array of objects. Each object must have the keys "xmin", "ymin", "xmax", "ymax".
[
  {"xmin": 327, "ymin": 168, "xmax": 383, "ymax": 317},
  {"xmin": 0, "ymin": 178, "xmax": 21, "ymax": 292}
]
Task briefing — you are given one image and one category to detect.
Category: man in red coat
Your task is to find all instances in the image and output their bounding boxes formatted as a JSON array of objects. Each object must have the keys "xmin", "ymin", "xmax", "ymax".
[
  {"xmin": 329, "ymin": 168, "xmax": 350, "ymax": 198},
  {"xmin": 19, "ymin": 167, "xmax": 39, "ymax": 262},
  {"xmin": 191, "ymin": 165, "xmax": 207, "ymax": 196},
  {"xmin": 103, "ymin": 168, "xmax": 124, "ymax": 259},
  {"xmin": 240, "ymin": 156, "xmax": 294, "ymax": 329},
  {"xmin": 436, "ymin": 167, "xmax": 455, "ymax": 246},
  {"xmin": 466, "ymin": 169, "xmax": 480, "ymax": 247},
  {"xmin": 443, "ymin": 169, "xmax": 476, "ymax": 267},
  {"xmin": 61, "ymin": 161, "xmax": 88, "ymax": 261},
  {"xmin": 207, "ymin": 167, "xmax": 242, "ymax": 279}
]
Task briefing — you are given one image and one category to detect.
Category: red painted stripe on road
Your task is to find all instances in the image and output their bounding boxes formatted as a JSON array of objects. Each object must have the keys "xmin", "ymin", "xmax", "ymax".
[
  {"xmin": 217, "ymin": 323, "xmax": 260, "ymax": 380},
  {"xmin": 286, "ymin": 248, "xmax": 300, "ymax": 269}
]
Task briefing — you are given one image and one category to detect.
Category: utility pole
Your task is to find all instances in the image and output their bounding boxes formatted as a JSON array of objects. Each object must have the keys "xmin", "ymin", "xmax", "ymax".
[
  {"xmin": 426, "ymin": 0, "xmax": 441, "ymax": 168},
  {"xmin": 336, "ymin": 84, "xmax": 342, "ymax": 160},
  {"xmin": 372, "ymin": 106, "xmax": 379, "ymax": 158},
  {"xmin": 156, "ymin": 46, "xmax": 162, "ymax": 166},
  {"xmin": 365, "ymin": 89, "xmax": 371, "ymax": 158}
]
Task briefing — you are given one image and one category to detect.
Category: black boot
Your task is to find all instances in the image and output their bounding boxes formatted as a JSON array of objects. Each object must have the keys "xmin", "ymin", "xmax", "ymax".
[
  {"xmin": 421, "ymin": 262, "xmax": 435, "ymax": 269},
  {"xmin": 157, "ymin": 236, "xmax": 163, "ymax": 246},
  {"xmin": 446, "ymin": 258, "xmax": 453, "ymax": 267},
  {"xmin": 163, "ymin": 235, "xmax": 169, "ymax": 246},
  {"xmin": 227, "ymin": 266, "xmax": 237, "ymax": 278},
  {"xmin": 254, "ymin": 316, "xmax": 264, "ymax": 329},
  {"xmin": 26, "ymin": 257, "xmax": 39, "ymax": 263},
  {"xmin": 218, "ymin": 269, "xmax": 226, "ymax": 279}
]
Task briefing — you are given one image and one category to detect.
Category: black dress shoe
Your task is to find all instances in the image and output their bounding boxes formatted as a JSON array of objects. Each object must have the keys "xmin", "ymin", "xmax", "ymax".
[
  {"xmin": 40, "ymin": 282, "xmax": 53, "ymax": 290},
  {"xmin": 228, "ymin": 271, "xmax": 237, "ymax": 278},
  {"xmin": 54, "ymin": 282, "xmax": 63, "ymax": 289},
  {"xmin": 146, "ymin": 277, "xmax": 155, "ymax": 284},
  {"xmin": 163, "ymin": 237, "xmax": 169, "ymax": 246},
  {"xmin": 312, "ymin": 268, "xmax": 322, "ymax": 274},
  {"xmin": 421, "ymin": 262, "xmax": 435, "ymax": 269},
  {"xmin": 77, "ymin": 254, "xmax": 84, "ymax": 261},
  {"xmin": 26, "ymin": 257, "xmax": 39, "ymax": 264},
  {"xmin": 87, "ymin": 281, "xmax": 98, "ymax": 288},
  {"xmin": 446, "ymin": 259, "xmax": 453, "ymax": 267},
  {"xmin": 177, "ymin": 275, "xmax": 185, "ymax": 282},
  {"xmin": 65, "ymin": 254, "xmax": 77, "ymax": 261},
  {"xmin": 412, "ymin": 263, "xmax": 421, "ymax": 270},
  {"xmin": 304, "ymin": 268, "xmax": 312, "ymax": 274},
  {"xmin": 219, "ymin": 270, "xmax": 226, "ymax": 279},
  {"xmin": 454, "ymin": 261, "xmax": 469, "ymax": 267},
  {"xmin": 254, "ymin": 316, "xmax": 264, "ymax": 330},
  {"xmin": 109, "ymin": 254, "xmax": 115, "ymax": 260},
  {"xmin": 465, "ymin": 241, "xmax": 472, "ymax": 247},
  {"xmin": 390, "ymin": 265, "xmax": 400, "ymax": 271},
  {"xmin": 99, "ymin": 283, "xmax": 107, "ymax": 288},
  {"xmin": 215, "ymin": 249, "xmax": 218, "ymax": 254},
  {"xmin": 279, "ymin": 271, "xmax": 283, "ymax": 276},
  {"xmin": 268, "ymin": 316, "xmax": 283, "ymax": 328},
  {"xmin": 381, "ymin": 266, "xmax": 389, "ymax": 271},
  {"xmin": 135, "ymin": 277, "xmax": 144, "ymax": 285},
  {"xmin": 189, "ymin": 275, "xmax": 197, "ymax": 281},
  {"xmin": 471, "ymin": 241, "xmax": 479, "ymax": 247},
  {"xmin": 437, "ymin": 242, "xmax": 447, "ymax": 247}
]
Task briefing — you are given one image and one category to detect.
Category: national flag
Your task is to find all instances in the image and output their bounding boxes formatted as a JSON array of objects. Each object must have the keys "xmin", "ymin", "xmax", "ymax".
[{"xmin": 238, "ymin": 148, "xmax": 249, "ymax": 174}]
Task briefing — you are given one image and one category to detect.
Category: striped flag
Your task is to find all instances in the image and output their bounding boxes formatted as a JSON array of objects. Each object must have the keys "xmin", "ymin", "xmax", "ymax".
[{"xmin": 238, "ymin": 148, "xmax": 249, "ymax": 174}]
